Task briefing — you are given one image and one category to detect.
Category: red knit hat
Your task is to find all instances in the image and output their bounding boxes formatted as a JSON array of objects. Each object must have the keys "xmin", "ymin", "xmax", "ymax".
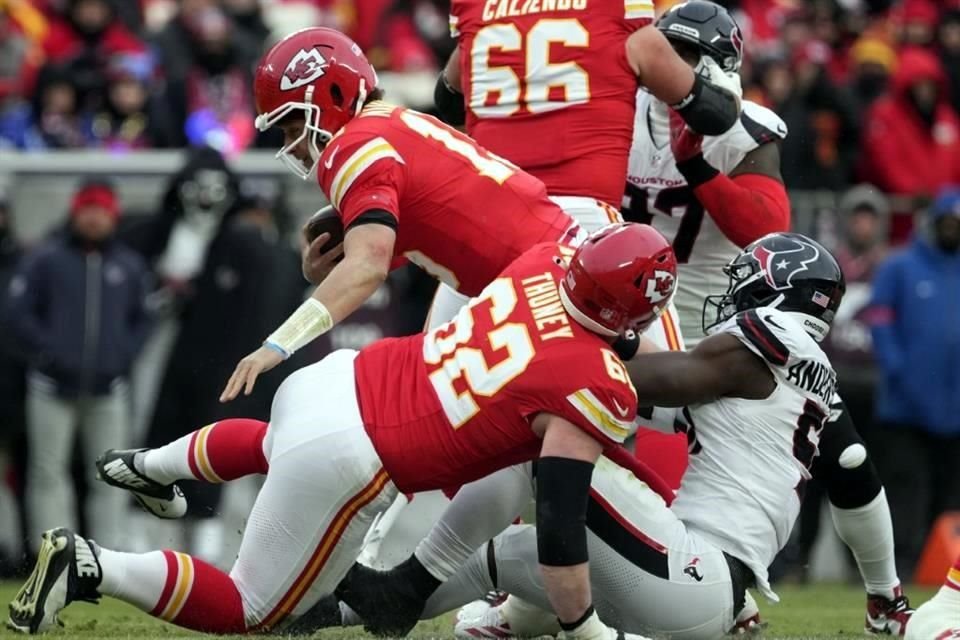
[{"xmin": 70, "ymin": 182, "xmax": 119, "ymax": 220}]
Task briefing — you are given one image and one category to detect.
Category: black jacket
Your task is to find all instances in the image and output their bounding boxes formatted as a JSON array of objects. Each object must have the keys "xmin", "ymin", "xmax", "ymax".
[{"xmin": 6, "ymin": 231, "xmax": 152, "ymax": 397}]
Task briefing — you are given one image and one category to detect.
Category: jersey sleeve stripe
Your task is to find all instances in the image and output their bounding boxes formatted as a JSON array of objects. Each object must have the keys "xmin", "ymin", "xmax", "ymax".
[
  {"xmin": 736, "ymin": 310, "xmax": 790, "ymax": 366},
  {"xmin": 567, "ymin": 389, "xmax": 632, "ymax": 441},
  {"xmin": 625, "ymin": 0, "xmax": 654, "ymax": 19},
  {"xmin": 330, "ymin": 138, "xmax": 403, "ymax": 210},
  {"xmin": 449, "ymin": 14, "xmax": 460, "ymax": 37}
]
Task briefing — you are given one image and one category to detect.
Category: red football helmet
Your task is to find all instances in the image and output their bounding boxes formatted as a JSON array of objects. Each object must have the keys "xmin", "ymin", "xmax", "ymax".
[
  {"xmin": 253, "ymin": 27, "xmax": 378, "ymax": 179},
  {"xmin": 560, "ymin": 223, "xmax": 678, "ymax": 336}
]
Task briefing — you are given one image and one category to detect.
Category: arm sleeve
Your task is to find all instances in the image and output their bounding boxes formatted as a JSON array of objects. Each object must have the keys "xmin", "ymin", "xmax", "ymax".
[
  {"xmin": 866, "ymin": 258, "xmax": 904, "ymax": 375},
  {"xmin": 677, "ymin": 155, "xmax": 790, "ymax": 248}
]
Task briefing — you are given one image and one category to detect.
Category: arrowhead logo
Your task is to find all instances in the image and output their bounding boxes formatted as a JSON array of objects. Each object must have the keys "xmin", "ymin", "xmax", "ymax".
[
  {"xmin": 281, "ymin": 48, "xmax": 327, "ymax": 91},
  {"xmin": 645, "ymin": 269, "xmax": 675, "ymax": 304}
]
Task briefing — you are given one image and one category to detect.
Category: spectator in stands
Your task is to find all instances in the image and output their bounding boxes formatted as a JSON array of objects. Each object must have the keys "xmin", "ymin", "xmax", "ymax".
[
  {"xmin": 0, "ymin": 194, "xmax": 25, "ymax": 575},
  {"xmin": 0, "ymin": 63, "xmax": 86, "ymax": 150},
  {"xmin": 124, "ymin": 147, "xmax": 284, "ymax": 559},
  {"xmin": 848, "ymin": 36, "xmax": 897, "ymax": 111},
  {"xmin": 894, "ymin": 0, "xmax": 939, "ymax": 48},
  {"xmin": 152, "ymin": 0, "xmax": 259, "ymax": 151},
  {"xmin": 40, "ymin": 0, "xmax": 145, "ymax": 64},
  {"xmin": 940, "ymin": 10, "xmax": 960, "ymax": 114},
  {"xmin": 869, "ymin": 186, "xmax": 960, "ymax": 577},
  {"xmin": 85, "ymin": 53, "xmax": 173, "ymax": 150},
  {"xmin": 860, "ymin": 48, "xmax": 960, "ymax": 205},
  {"xmin": 763, "ymin": 40, "xmax": 859, "ymax": 191},
  {"xmin": 375, "ymin": 0, "xmax": 452, "ymax": 72},
  {"xmin": 6, "ymin": 180, "xmax": 152, "ymax": 551}
]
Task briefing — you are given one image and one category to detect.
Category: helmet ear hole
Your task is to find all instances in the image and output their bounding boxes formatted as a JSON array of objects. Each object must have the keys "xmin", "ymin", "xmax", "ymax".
[{"xmin": 331, "ymin": 83, "xmax": 344, "ymax": 107}]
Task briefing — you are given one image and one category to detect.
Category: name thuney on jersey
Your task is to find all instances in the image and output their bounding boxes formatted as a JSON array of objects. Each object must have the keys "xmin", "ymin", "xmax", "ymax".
[{"xmin": 786, "ymin": 359, "xmax": 836, "ymax": 405}]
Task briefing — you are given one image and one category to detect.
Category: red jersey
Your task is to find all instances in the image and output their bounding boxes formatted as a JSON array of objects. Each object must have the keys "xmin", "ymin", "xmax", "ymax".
[
  {"xmin": 317, "ymin": 101, "xmax": 576, "ymax": 296},
  {"xmin": 450, "ymin": 0, "xmax": 654, "ymax": 206},
  {"xmin": 355, "ymin": 242, "xmax": 638, "ymax": 492}
]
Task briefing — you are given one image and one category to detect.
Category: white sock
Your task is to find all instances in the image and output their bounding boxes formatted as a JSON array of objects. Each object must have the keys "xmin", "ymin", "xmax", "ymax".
[
  {"xmin": 97, "ymin": 548, "xmax": 171, "ymax": 612},
  {"xmin": 142, "ymin": 433, "xmax": 197, "ymax": 485},
  {"xmin": 340, "ymin": 602, "xmax": 362, "ymax": 626},
  {"xmin": 830, "ymin": 489, "xmax": 899, "ymax": 598}
]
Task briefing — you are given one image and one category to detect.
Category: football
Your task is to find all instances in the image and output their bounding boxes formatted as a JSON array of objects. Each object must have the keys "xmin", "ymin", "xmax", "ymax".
[{"xmin": 304, "ymin": 205, "xmax": 345, "ymax": 252}]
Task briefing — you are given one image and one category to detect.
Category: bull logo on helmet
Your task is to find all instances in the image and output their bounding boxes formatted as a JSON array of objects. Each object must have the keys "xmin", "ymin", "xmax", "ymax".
[
  {"xmin": 280, "ymin": 48, "xmax": 328, "ymax": 91},
  {"xmin": 751, "ymin": 238, "xmax": 820, "ymax": 291},
  {"xmin": 645, "ymin": 270, "xmax": 675, "ymax": 304}
]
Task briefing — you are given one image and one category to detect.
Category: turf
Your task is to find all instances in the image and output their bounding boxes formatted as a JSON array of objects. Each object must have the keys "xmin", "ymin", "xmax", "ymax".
[{"xmin": 0, "ymin": 582, "xmax": 936, "ymax": 639}]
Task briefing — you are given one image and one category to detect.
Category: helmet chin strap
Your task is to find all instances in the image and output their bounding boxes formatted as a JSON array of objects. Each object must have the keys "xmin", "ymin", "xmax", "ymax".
[{"xmin": 355, "ymin": 78, "xmax": 368, "ymax": 117}]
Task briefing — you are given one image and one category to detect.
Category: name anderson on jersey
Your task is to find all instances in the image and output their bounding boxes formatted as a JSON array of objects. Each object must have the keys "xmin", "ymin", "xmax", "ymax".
[{"xmin": 786, "ymin": 359, "xmax": 837, "ymax": 405}]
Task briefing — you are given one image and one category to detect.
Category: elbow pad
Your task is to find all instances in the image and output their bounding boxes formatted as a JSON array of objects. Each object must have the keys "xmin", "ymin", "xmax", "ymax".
[
  {"xmin": 434, "ymin": 73, "xmax": 466, "ymax": 126},
  {"xmin": 673, "ymin": 74, "xmax": 739, "ymax": 137},
  {"xmin": 536, "ymin": 456, "xmax": 593, "ymax": 566}
]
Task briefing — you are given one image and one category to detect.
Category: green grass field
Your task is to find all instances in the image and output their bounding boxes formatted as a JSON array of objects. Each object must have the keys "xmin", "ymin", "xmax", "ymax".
[{"xmin": 0, "ymin": 582, "xmax": 937, "ymax": 639}]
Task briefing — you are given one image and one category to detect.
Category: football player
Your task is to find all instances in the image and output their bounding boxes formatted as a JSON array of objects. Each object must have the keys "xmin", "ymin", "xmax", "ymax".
[
  {"xmin": 622, "ymin": 3, "xmax": 911, "ymax": 633},
  {"xmin": 218, "ymin": 27, "xmax": 586, "ymax": 403},
  {"xmin": 8, "ymin": 224, "xmax": 675, "ymax": 639},
  {"xmin": 905, "ymin": 554, "xmax": 960, "ymax": 640},
  {"xmin": 342, "ymin": 233, "xmax": 846, "ymax": 639}
]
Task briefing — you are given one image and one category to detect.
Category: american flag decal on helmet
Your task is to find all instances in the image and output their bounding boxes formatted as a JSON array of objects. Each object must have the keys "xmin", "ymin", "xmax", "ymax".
[{"xmin": 812, "ymin": 291, "xmax": 831, "ymax": 308}]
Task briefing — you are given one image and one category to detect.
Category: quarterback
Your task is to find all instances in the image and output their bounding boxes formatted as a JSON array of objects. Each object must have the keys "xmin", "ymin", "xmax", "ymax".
[
  {"xmin": 218, "ymin": 27, "xmax": 585, "ymax": 404},
  {"xmin": 8, "ymin": 224, "xmax": 676, "ymax": 638}
]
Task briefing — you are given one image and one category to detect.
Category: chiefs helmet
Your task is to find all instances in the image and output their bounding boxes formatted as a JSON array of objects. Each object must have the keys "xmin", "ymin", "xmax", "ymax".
[
  {"xmin": 702, "ymin": 232, "xmax": 845, "ymax": 342},
  {"xmin": 657, "ymin": 1, "xmax": 743, "ymax": 73},
  {"xmin": 253, "ymin": 27, "xmax": 378, "ymax": 179},
  {"xmin": 560, "ymin": 223, "xmax": 677, "ymax": 337}
]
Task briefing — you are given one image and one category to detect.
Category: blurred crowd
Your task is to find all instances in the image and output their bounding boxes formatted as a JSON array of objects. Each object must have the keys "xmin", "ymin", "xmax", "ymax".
[{"xmin": 0, "ymin": 0, "xmax": 958, "ymax": 583}]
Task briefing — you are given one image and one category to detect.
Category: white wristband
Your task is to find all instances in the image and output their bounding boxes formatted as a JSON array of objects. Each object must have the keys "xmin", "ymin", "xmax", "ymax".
[{"xmin": 266, "ymin": 298, "xmax": 334, "ymax": 357}]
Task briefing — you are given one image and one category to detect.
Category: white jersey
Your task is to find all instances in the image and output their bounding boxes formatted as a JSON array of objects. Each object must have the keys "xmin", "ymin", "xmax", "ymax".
[
  {"xmin": 623, "ymin": 92, "xmax": 788, "ymax": 346},
  {"xmin": 663, "ymin": 308, "xmax": 836, "ymax": 599}
]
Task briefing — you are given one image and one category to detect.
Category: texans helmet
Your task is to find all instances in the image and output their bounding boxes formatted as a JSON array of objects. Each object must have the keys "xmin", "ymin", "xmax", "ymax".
[
  {"xmin": 253, "ymin": 27, "xmax": 378, "ymax": 179},
  {"xmin": 656, "ymin": 1, "xmax": 744, "ymax": 73},
  {"xmin": 560, "ymin": 223, "xmax": 677, "ymax": 337},
  {"xmin": 702, "ymin": 232, "xmax": 845, "ymax": 342}
]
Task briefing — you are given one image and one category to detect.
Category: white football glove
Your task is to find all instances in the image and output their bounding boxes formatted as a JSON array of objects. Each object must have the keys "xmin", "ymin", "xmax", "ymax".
[
  {"xmin": 558, "ymin": 610, "xmax": 653, "ymax": 640},
  {"xmin": 696, "ymin": 55, "xmax": 744, "ymax": 99}
]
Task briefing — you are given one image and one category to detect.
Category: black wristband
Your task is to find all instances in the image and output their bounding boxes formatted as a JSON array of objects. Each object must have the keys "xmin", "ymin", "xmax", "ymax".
[
  {"xmin": 434, "ymin": 72, "xmax": 466, "ymax": 126},
  {"xmin": 536, "ymin": 456, "xmax": 593, "ymax": 567},
  {"xmin": 673, "ymin": 73, "xmax": 739, "ymax": 136},
  {"xmin": 675, "ymin": 153, "xmax": 720, "ymax": 188},
  {"xmin": 558, "ymin": 605, "xmax": 595, "ymax": 631}
]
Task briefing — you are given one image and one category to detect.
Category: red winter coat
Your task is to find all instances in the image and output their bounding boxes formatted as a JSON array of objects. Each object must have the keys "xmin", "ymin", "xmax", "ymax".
[{"xmin": 859, "ymin": 48, "xmax": 960, "ymax": 198}]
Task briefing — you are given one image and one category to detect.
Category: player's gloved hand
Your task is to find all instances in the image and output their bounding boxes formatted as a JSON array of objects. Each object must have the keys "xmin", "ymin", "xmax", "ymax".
[
  {"xmin": 301, "ymin": 231, "xmax": 345, "ymax": 285},
  {"xmin": 220, "ymin": 345, "xmax": 285, "ymax": 403},
  {"xmin": 668, "ymin": 109, "xmax": 704, "ymax": 164},
  {"xmin": 557, "ymin": 608, "xmax": 653, "ymax": 640},
  {"xmin": 695, "ymin": 55, "xmax": 743, "ymax": 99}
]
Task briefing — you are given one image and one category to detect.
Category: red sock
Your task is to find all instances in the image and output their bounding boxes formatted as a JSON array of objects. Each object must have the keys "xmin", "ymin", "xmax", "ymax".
[
  {"xmin": 187, "ymin": 418, "xmax": 269, "ymax": 482},
  {"xmin": 152, "ymin": 550, "xmax": 247, "ymax": 633}
]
